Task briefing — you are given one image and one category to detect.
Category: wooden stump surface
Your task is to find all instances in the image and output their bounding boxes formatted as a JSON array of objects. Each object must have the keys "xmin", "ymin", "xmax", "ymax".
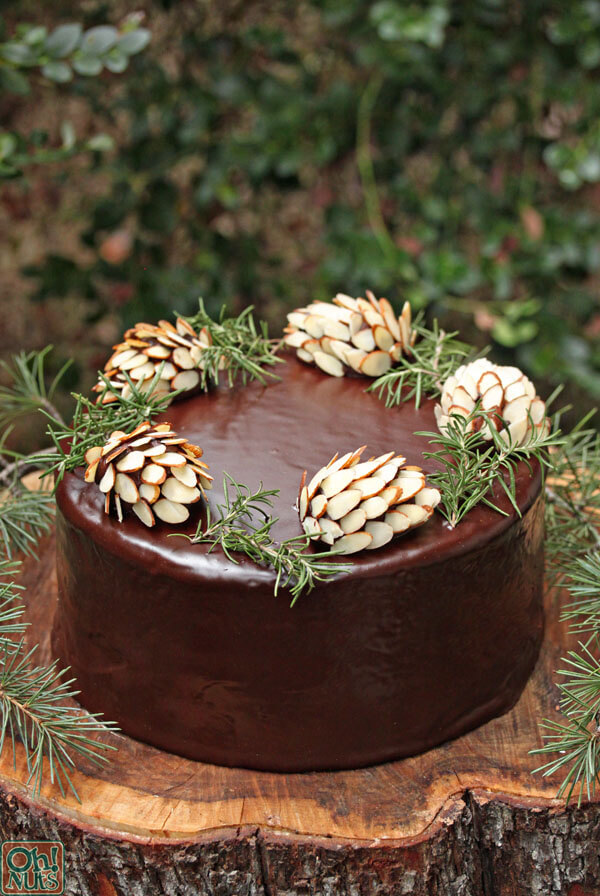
[{"xmin": 1, "ymin": 531, "xmax": 599, "ymax": 896}]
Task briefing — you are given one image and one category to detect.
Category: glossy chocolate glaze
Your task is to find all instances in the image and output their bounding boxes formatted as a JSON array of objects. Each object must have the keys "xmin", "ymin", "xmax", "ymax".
[{"xmin": 53, "ymin": 355, "xmax": 545, "ymax": 770}]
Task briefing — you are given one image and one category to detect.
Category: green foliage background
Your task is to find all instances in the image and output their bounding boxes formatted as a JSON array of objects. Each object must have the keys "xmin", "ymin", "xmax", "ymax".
[{"xmin": 3, "ymin": 0, "xmax": 600, "ymax": 413}]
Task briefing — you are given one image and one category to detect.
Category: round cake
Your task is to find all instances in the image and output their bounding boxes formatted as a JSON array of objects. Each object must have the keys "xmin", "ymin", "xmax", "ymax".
[{"xmin": 52, "ymin": 353, "xmax": 545, "ymax": 772}]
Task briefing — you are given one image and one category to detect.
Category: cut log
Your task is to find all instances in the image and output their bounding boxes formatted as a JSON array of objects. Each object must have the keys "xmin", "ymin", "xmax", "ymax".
[{"xmin": 0, "ymin": 532, "xmax": 598, "ymax": 896}]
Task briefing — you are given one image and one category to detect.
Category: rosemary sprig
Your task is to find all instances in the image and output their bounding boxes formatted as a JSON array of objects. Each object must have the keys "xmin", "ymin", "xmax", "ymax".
[
  {"xmin": 178, "ymin": 474, "xmax": 350, "ymax": 606},
  {"xmin": 368, "ymin": 320, "xmax": 472, "ymax": 409},
  {"xmin": 184, "ymin": 298, "xmax": 283, "ymax": 390},
  {"xmin": 416, "ymin": 408, "xmax": 564, "ymax": 528},
  {"xmin": 0, "ymin": 347, "xmax": 71, "ymax": 430}
]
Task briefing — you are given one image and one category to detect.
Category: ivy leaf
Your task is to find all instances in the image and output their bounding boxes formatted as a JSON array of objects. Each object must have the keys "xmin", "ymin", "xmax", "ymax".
[
  {"xmin": 117, "ymin": 28, "xmax": 151, "ymax": 56},
  {"xmin": 44, "ymin": 24, "xmax": 82, "ymax": 59},
  {"xmin": 80, "ymin": 26, "xmax": 118, "ymax": 56},
  {"xmin": 41, "ymin": 61, "xmax": 72, "ymax": 84}
]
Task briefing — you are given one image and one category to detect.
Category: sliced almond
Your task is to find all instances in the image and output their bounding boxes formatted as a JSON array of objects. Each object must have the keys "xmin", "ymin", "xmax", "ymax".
[
  {"xmin": 320, "ymin": 468, "xmax": 356, "ymax": 499},
  {"xmin": 323, "ymin": 319, "xmax": 350, "ymax": 342},
  {"xmin": 157, "ymin": 361, "xmax": 178, "ymax": 380},
  {"xmin": 391, "ymin": 472, "xmax": 425, "ymax": 502},
  {"xmin": 129, "ymin": 436, "xmax": 152, "ymax": 448},
  {"xmin": 287, "ymin": 311, "xmax": 308, "ymax": 328},
  {"xmin": 297, "ymin": 347, "xmax": 314, "ymax": 364},
  {"xmin": 345, "ymin": 347, "xmax": 368, "ymax": 372},
  {"xmin": 379, "ymin": 298, "xmax": 401, "ymax": 342},
  {"xmin": 364, "ymin": 520, "xmax": 394, "ymax": 550},
  {"xmin": 84, "ymin": 446, "xmax": 103, "ymax": 465},
  {"xmin": 119, "ymin": 352, "xmax": 148, "ymax": 371},
  {"xmin": 339, "ymin": 507, "xmax": 367, "ymax": 534},
  {"xmin": 326, "ymin": 489, "xmax": 362, "ymax": 520},
  {"xmin": 144, "ymin": 444, "xmax": 167, "ymax": 458},
  {"xmin": 313, "ymin": 351, "xmax": 344, "ymax": 378},
  {"xmin": 176, "ymin": 316, "xmax": 197, "ymax": 337},
  {"xmin": 114, "ymin": 493, "xmax": 124, "ymax": 523},
  {"xmin": 154, "ymin": 452, "xmax": 187, "ymax": 468},
  {"xmin": 397, "ymin": 504, "xmax": 431, "ymax": 527},
  {"xmin": 173, "ymin": 369, "xmax": 201, "ymax": 392},
  {"xmin": 453, "ymin": 386, "xmax": 476, "ymax": 413},
  {"xmin": 352, "ymin": 452, "xmax": 395, "ymax": 480},
  {"xmin": 354, "ymin": 476, "xmax": 385, "ymax": 499},
  {"xmin": 298, "ymin": 485, "xmax": 309, "ymax": 519},
  {"xmin": 154, "ymin": 498, "xmax": 190, "ymax": 524},
  {"xmin": 499, "ymin": 416, "xmax": 528, "ymax": 446},
  {"xmin": 529, "ymin": 397, "xmax": 546, "ymax": 425},
  {"xmin": 284, "ymin": 330, "xmax": 309, "ymax": 348},
  {"xmin": 132, "ymin": 500, "xmax": 156, "ymax": 528},
  {"xmin": 303, "ymin": 315, "xmax": 326, "ymax": 339},
  {"xmin": 116, "ymin": 450, "xmax": 146, "ymax": 473},
  {"xmin": 360, "ymin": 351, "xmax": 392, "ymax": 378},
  {"xmin": 161, "ymin": 477, "xmax": 200, "ymax": 504},
  {"xmin": 306, "ymin": 465, "xmax": 329, "ymax": 499},
  {"xmin": 172, "ymin": 464, "xmax": 198, "ymax": 488},
  {"xmin": 139, "ymin": 483, "xmax": 160, "ymax": 504},
  {"xmin": 335, "ymin": 531, "xmax": 373, "ymax": 554},
  {"xmin": 109, "ymin": 347, "xmax": 138, "ymax": 367},
  {"xmin": 144, "ymin": 344, "xmax": 171, "ymax": 360},
  {"xmin": 384, "ymin": 510, "xmax": 411, "ymax": 533},
  {"xmin": 310, "ymin": 493, "xmax": 328, "ymax": 519},
  {"xmin": 334, "ymin": 293, "xmax": 359, "ymax": 312},
  {"xmin": 478, "ymin": 370, "xmax": 501, "ymax": 394},
  {"xmin": 302, "ymin": 516, "xmax": 322, "ymax": 539},
  {"xmin": 351, "ymin": 328, "xmax": 375, "ymax": 352},
  {"xmin": 481, "ymin": 383, "xmax": 504, "ymax": 410},
  {"xmin": 318, "ymin": 517, "xmax": 344, "ymax": 545},
  {"xmin": 115, "ymin": 472, "xmax": 139, "ymax": 504},
  {"xmin": 172, "ymin": 346, "xmax": 195, "ymax": 370},
  {"xmin": 84, "ymin": 459, "xmax": 99, "ymax": 483},
  {"xmin": 380, "ymin": 485, "xmax": 402, "ymax": 507},
  {"xmin": 503, "ymin": 395, "xmax": 530, "ymax": 424},
  {"xmin": 361, "ymin": 495, "xmax": 389, "ymax": 519},
  {"xmin": 129, "ymin": 360, "xmax": 156, "ymax": 382},
  {"xmin": 414, "ymin": 487, "xmax": 441, "ymax": 508},
  {"xmin": 98, "ymin": 463, "xmax": 116, "ymax": 493},
  {"xmin": 373, "ymin": 326, "xmax": 394, "ymax": 352},
  {"xmin": 141, "ymin": 463, "xmax": 167, "ymax": 485}
]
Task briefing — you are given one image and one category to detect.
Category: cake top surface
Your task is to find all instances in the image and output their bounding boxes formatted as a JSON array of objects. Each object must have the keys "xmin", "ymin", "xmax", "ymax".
[{"xmin": 57, "ymin": 353, "xmax": 541, "ymax": 589}]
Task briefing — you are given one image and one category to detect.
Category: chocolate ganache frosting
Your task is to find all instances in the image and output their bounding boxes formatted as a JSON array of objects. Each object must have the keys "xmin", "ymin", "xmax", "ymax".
[{"xmin": 52, "ymin": 354, "xmax": 545, "ymax": 771}]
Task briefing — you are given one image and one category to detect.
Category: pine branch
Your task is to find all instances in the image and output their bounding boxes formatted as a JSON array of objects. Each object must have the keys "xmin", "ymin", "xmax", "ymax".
[
  {"xmin": 416, "ymin": 408, "xmax": 563, "ymax": 528},
  {"xmin": 368, "ymin": 320, "xmax": 472, "ymax": 409},
  {"xmin": 183, "ymin": 299, "xmax": 283, "ymax": 390},
  {"xmin": 178, "ymin": 474, "xmax": 350, "ymax": 606}
]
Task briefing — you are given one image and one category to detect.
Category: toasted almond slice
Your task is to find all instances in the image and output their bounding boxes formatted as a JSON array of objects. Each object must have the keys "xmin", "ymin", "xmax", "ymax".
[
  {"xmin": 376, "ymin": 461, "xmax": 401, "ymax": 484},
  {"xmin": 115, "ymin": 473, "xmax": 139, "ymax": 504},
  {"xmin": 144, "ymin": 344, "xmax": 171, "ymax": 360},
  {"xmin": 119, "ymin": 352, "xmax": 148, "ymax": 371},
  {"xmin": 310, "ymin": 493, "xmax": 328, "ymax": 519},
  {"xmin": 297, "ymin": 347, "xmax": 314, "ymax": 364},
  {"xmin": 364, "ymin": 520, "xmax": 394, "ymax": 549},
  {"xmin": 458, "ymin": 371, "xmax": 478, "ymax": 401},
  {"xmin": 190, "ymin": 344, "xmax": 203, "ymax": 364},
  {"xmin": 348, "ymin": 312, "xmax": 363, "ymax": 337},
  {"xmin": 360, "ymin": 350, "xmax": 392, "ymax": 378},
  {"xmin": 323, "ymin": 318, "xmax": 350, "ymax": 341},
  {"xmin": 388, "ymin": 342, "xmax": 403, "ymax": 363},
  {"xmin": 326, "ymin": 451, "xmax": 356, "ymax": 473},
  {"xmin": 84, "ymin": 459, "xmax": 99, "ymax": 483},
  {"xmin": 319, "ymin": 517, "xmax": 344, "ymax": 545},
  {"xmin": 326, "ymin": 339, "xmax": 351, "ymax": 364},
  {"xmin": 127, "ymin": 422, "xmax": 152, "ymax": 440},
  {"xmin": 109, "ymin": 348, "xmax": 138, "ymax": 367},
  {"xmin": 153, "ymin": 498, "xmax": 189, "ymax": 524},
  {"xmin": 529, "ymin": 397, "xmax": 546, "ymax": 425},
  {"xmin": 196, "ymin": 473, "xmax": 213, "ymax": 491},
  {"xmin": 299, "ymin": 485, "xmax": 309, "ymax": 519},
  {"xmin": 335, "ymin": 531, "xmax": 373, "ymax": 554},
  {"xmin": 339, "ymin": 508, "xmax": 367, "ymax": 534},
  {"xmin": 334, "ymin": 293, "xmax": 360, "ymax": 311},
  {"xmin": 156, "ymin": 334, "xmax": 178, "ymax": 349},
  {"xmin": 302, "ymin": 516, "xmax": 322, "ymax": 539},
  {"xmin": 129, "ymin": 436, "xmax": 152, "ymax": 449},
  {"xmin": 361, "ymin": 495, "xmax": 389, "ymax": 519},
  {"xmin": 320, "ymin": 468, "xmax": 356, "ymax": 499},
  {"xmin": 287, "ymin": 311, "xmax": 308, "ymax": 328},
  {"xmin": 499, "ymin": 416, "xmax": 528, "ymax": 446},
  {"xmin": 453, "ymin": 386, "xmax": 476, "ymax": 413},
  {"xmin": 391, "ymin": 474, "xmax": 425, "ymax": 502},
  {"xmin": 104, "ymin": 441, "xmax": 133, "ymax": 464},
  {"xmin": 141, "ymin": 463, "xmax": 167, "ymax": 485},
  {"xmin": 172, "ymin": 464, "xmax": 197, "ymax": 488},
  {"xmin": 380, "ymin": 485, "xmax": 402, "ymax": 507},
  {"xmin": 157, "ymin": 361, "xmax": 178, "ymax": 380},
  {"xmin": 306, "ymin": 465, "xmax": 329, "ymax": 499},
  {"xmin": 351, "ymin": 328, "xmax": 375, "ymax": 352},
  {"xmin": 448, "ymin": 403, "xmax": 471, "ymax": 418},
  {"xmin": 414, "ymin": 487, "xmax": 441, "ymax": 508},
  {"xmin": 104, "ymin": 492, "xmax": 111, "ymax": 515},
  {"xmin": 379, "ymin": 297, "xmax": 401, "ymax": 342},
  {"xmin": 144, "ymin": 444, "xmax": 167, "ymax": 458},
  {"xmin": 503, "ymin": 395, "xmax": 530, "ymax": 424},
  {"xmin": 348, "ymin": 445, "xmax": 367, "ymax": 467},
  {"xmin": 114, "ymin": 493, "xmax": 124, "ymax": 523},
  {"xmin": 313, "ymin": 351, "xmax": 344, "ymax": 378},
  {"xmin": 326, "ymin": 489, "xmax": 362, "ymax": 520},
  {"xmin": 397, "ymin": 504, "xmax": 431, "ymax": 527},
  {"xmin": 84, "ymin": 445, "xmax": 102, "ymax": 465},
  {"xmin": 172, "ymin": 346, "xmax": 194, "ymax": 370},
  {"xmin": 139, "ymin": 482, "xmax": 160, "ymax": 504},
  {"xmin": 154, "ymin": 452, "xmax": 187, "ymax": 468},
  {"xmin": 352, "ymin": 452, "xmax": 395, "ymax": 481},
  {"xmin": 384, "ymin": 510, "xmax": 411, "ymax": 533},
  {"xmin": 302, "ymin": 339, "xmax": 320, "ymax": 357},
  {"xmin": 172, "ymin": 370, "xmax": 201, "ymax": 391},
  {"xmin": 345, "ymin": 347, "xmax": 368, "ymax": 372},
  {"xmin": 176, "ymin": 316, "xmax": 197, "ymax": 337},
  {"xmin": 284, "ymin": 330, "xmax": 310, "ymax": 348},
  {"xmin": 402, "ymin": 465, "xmax": 423, "ymax": 472},
  {"xmin": 162, "ymin": 477, "xmax": 200, "ymax": 504},
  {"xmin": 373, "ymin": 325, "xmax": 395, "ymax": 352},
  {"xmin": 354, "ymin": 476, "xmax": 385, "ymax": 499},
  {"xmin": 99, "ymin": 463, "xmax": 116, "ymax": 493},
  {"xmin": 116, "ymin": 450, "xmax": 146, "ymax": 473}
]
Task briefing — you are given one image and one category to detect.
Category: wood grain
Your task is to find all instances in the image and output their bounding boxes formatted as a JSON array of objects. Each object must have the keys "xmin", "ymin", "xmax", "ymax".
[{"xmin": 0, "ymin": 532, "xmax": 598, "ymax": 895}]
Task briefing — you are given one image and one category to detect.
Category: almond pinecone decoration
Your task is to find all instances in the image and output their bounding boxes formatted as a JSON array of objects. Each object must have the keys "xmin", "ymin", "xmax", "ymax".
[
  {"xmin": 298, "ymin": 447, "xmax": 440, "ymax": 555},
  {"xmin": 84, "ymin": 422, "xmax": 212, "ymax": 527},
  {"xmin": 435, "ymin": 359, "xmax": 547, "ymax": 445},
  {"xmin": 94, "ymin": 318, "xmax": 211, "ymax": 405},
  {"xmin": 283, "ymin": 291, "xmax": 415, "ymax": 378}
]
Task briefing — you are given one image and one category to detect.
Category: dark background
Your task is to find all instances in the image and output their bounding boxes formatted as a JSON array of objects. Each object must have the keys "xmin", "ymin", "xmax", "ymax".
[{"xmin": 2, "ymin": 0, "xmax": 600, "ymax": 428}]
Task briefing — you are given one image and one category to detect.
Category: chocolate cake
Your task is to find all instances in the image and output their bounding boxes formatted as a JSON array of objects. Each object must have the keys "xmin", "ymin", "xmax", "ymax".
[{"xmin": 52, "ymin": 349, "xmax": 545, "ymax": 772}]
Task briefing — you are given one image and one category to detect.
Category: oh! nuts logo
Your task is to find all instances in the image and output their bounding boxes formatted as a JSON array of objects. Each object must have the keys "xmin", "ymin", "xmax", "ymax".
[{"xmin": 1, "ymin": 842, "xmax": 64, "ymax": 895}]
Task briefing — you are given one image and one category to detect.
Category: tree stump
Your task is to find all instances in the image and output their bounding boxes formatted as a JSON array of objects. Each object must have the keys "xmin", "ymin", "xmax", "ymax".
[{"xmin": 0, "ymin": 532, "xmax": 599, "ymax": 896}]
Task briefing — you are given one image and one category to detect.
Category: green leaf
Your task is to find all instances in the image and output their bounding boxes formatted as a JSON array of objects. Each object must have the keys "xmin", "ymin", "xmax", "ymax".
[
  {"xmin": 72, "ymin": 54, "xmax": 103, "ymax": 76},
  {"xmin": 117, "ymin": 28, "xmax": 151, "ymax": 56},
  {"xmin": 86, "ymin": 133, "xmax": 114, "ymax": 152},
  {"xmin": 22, "ymin": 26, "xmax": 47, "ymax": 46},
  {"xmin": 0, "ymin": 68, "xmax": 30, "ymax": 95},
  {"xmin": 0, "ymin": 42, "xmax": 36, "ymax": 66},
  {"xmin": 104, "ymin": 49, "xmax": 128, "ymax": 73},
  {"xmin": 44, "ymin": 23, "xmax": 82, "ymax": 59},
  {"xmin": 0, "ymin": 134, "xmax": 17, "ymax": 162},
  {"xmin": 41, "ymin": 61, "xmax": 72, "ymax": 84},
  {"xmin": 80, "ymin": 26, "xmax": 118, "ymax": 56},
  {"xmin": 60, "ymin": 122, "xmax": 76, "ymax": 151}
]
